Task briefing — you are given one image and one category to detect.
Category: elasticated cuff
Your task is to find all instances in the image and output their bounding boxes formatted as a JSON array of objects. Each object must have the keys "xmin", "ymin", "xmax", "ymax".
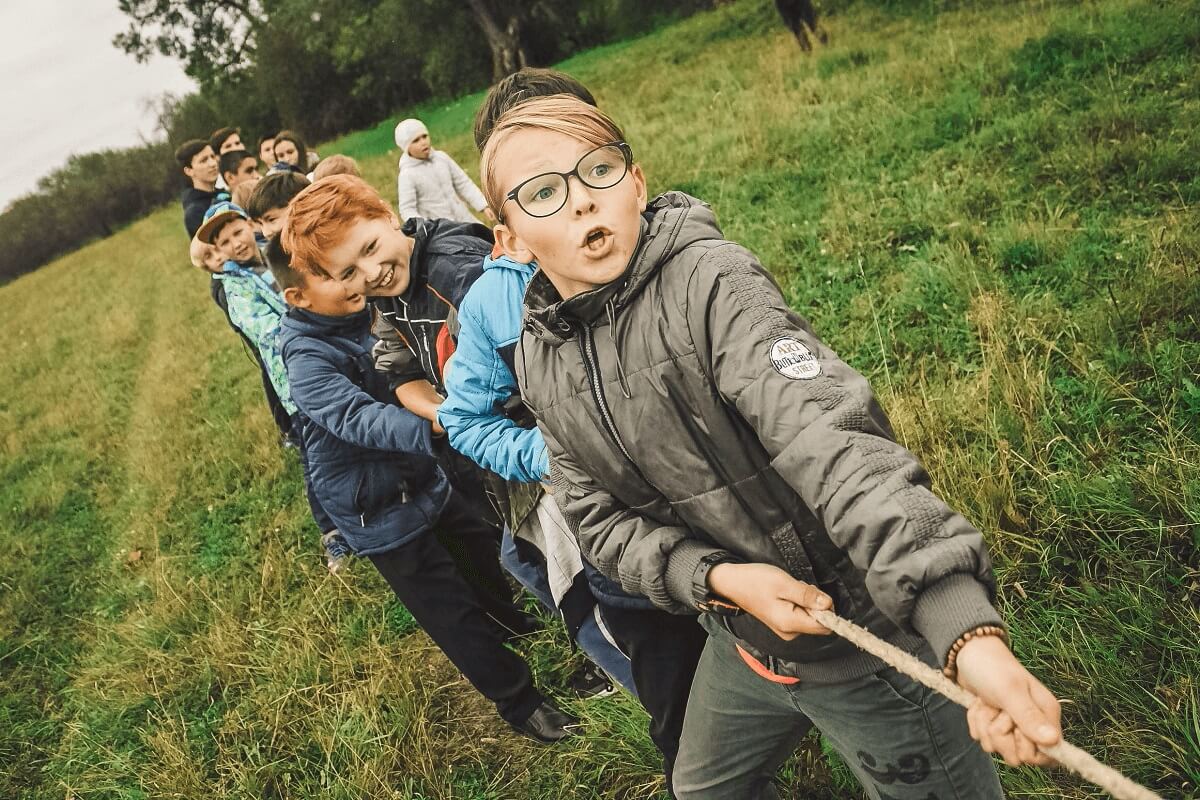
[
  {"xmin": 664, "ymin": 539, "xmax": 733, "ymax": 609},
  {"xmin": 910, "ymin": 573, "xmax": 1005, "ymax": 666}
]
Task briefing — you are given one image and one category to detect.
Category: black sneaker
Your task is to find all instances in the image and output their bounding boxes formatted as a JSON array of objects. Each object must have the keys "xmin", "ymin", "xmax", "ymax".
[
  {"xmin": 569, "ymin": 662, "xmax": 618, "ymax": 699},
  {"xmin": 511, "ymin": 701, "xmax": 581, "ymax": 744}
]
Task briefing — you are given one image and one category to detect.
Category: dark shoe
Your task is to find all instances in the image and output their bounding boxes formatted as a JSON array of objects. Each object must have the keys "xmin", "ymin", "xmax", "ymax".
[
  {"xmin": 569, "ymin": 662, "xmax": 618, "ymax": 700},
  {"xmin": 511, "ymin": 701, "xmax": 581, "ymax": 744}
]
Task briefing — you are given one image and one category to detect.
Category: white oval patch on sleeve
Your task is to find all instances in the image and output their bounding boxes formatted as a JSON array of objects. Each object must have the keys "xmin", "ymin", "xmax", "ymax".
[{"xmin": 770, "ymin": 337, "xmax": 821, "ymax": 379}]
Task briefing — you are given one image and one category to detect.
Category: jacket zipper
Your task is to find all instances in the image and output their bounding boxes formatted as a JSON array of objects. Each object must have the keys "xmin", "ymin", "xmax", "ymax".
[{"xmin": 575, "ymin": 322, "xmax": 639, "ymax": 468}]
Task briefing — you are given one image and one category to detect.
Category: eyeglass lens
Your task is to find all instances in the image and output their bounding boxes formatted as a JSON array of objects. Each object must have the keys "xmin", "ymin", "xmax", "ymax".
[{"xmin": 515, "ymin": 144, "xmax": 629, "ymax": 218}]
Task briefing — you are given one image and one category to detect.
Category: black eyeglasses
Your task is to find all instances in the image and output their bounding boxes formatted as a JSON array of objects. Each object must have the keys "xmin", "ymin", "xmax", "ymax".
[{"xmin": 500, "ymin": 142, "xmax": 632, "ymax": 221}]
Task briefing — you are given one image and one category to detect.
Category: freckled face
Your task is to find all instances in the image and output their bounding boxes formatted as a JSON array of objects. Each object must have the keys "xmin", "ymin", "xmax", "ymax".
[
  {"xmin": 321, "ymin": 216, "xmax": 416, "ymax": 299},
  {"xmin": 493, "ymin": 128, "xmax": 646, "ymax": 300}
]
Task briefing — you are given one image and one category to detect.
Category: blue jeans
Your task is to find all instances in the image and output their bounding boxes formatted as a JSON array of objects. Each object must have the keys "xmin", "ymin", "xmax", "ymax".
[{"xmin": 499, "ymin": 529, "xmax": 637, "ymax": 696}]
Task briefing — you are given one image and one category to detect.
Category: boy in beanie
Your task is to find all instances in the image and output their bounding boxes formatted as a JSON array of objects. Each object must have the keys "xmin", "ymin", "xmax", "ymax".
[{"xmin": 394, "ymin": 118, "xmax": 495, "ymax": 225}]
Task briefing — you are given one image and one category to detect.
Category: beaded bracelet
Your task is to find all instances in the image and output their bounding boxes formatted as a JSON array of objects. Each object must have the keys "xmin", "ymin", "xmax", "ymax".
[{"xmin": 942, "ymin": 625, "xmax": 1009, "ymax": 681}]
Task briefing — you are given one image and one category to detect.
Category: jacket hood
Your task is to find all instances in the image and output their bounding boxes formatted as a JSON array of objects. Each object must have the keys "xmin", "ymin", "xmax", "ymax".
[
  {"xmin": 483, "ymin": 253, "xmax": 537, "ymax": 278},
  {"xmin": 280, "ymin": 305, "xmax": 373, "ymax": 346},
  {"xmin": 523, "ymin": 192, "xmax": 722, "ymax": 345}
]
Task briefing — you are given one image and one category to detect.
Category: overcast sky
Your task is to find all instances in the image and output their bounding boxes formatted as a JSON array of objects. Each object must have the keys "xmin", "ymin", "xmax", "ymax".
[{"xmin": 0, "ymin": 1, "xmax": 196, "ymax": 209}]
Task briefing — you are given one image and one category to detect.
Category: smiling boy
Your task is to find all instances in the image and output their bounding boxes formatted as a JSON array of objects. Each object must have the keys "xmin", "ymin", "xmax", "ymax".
[
  {"xmin": 274, "ymin": 198, "xmax": 579, "ymax": 742},
  {"xmin": 196, "ymin": 201, "xmax": 353, "ymax": 571},
  {"xmin": 484, "ymin": 95, "xmax": 1064, "ymax": 799}
]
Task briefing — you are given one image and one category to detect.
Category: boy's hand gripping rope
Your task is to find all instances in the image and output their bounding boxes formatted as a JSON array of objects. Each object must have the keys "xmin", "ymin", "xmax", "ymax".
[{"xmin": 806, "ymin": 608, "xmax": 1164, "ymax": 800}]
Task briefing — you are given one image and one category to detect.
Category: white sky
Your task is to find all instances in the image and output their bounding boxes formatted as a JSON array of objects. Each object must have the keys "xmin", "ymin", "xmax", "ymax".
[{"xmin": 0, "ymin": 1, "xmax": 196, "ymax": 210}]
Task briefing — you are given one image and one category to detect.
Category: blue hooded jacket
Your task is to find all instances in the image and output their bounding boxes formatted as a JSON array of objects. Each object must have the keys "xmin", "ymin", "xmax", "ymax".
[
  {"xmin": 438, "ymin": 255, "xmax": 549, "ymax": 483},
  {"xmin": 439, "ymin": 256, "xmax": 651, "ymax": 609},
  {"xmin": 280, "ymin": 305, "xmax": 449, "ymax": 555}
]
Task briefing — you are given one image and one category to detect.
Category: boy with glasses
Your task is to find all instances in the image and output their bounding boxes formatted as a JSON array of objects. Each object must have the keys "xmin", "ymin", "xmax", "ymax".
[
  {"xmin": 484, "ymin": 94, "xmax": 1063, "ymax": 799},
  {"xmin": 440, "ymin": 70, "xmax": 710, "ymax": 796}
]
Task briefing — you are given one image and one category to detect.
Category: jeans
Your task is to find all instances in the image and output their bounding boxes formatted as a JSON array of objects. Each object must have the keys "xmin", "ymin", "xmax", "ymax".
[
  {"xmin": 672, "ymin": 618, "xmax": 1004, "ymax": 800},
  {"xmin": 500, "ymin": 529, "xmax": 637, "ymax": 694},
  {"xmin": 599, "ymin": 604, "xmax": 708, "ymax": 797}
]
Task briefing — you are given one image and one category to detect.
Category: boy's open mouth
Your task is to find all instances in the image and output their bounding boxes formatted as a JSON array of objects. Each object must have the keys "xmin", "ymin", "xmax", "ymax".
[
  {"xmin": 583, "ymin": 227, "xmax": 611, "ymax": 253},
  {"xmin": 373, "ymin": 264, "xmax": 396, "ymax": 290}
]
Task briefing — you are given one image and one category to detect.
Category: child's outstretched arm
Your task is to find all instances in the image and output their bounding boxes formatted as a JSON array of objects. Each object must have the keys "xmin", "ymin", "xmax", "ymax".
[
  {"xmin": 369, "ymin": 315, "xmax": 444, "ymax": 433},
  {"xmin": 444, "ymin": 153, "xmax": 490, "ymax": 218},
  {"xmin": 285, "ymin": 340, "xmax": 433, "ymax": 455},
  {"xmin": 439, "ymin": 281, "xmax": 549, "ymax": 483},
  {"xmin": 685, "ymin": 246, "xmax": 1062, "ymax": 765}
]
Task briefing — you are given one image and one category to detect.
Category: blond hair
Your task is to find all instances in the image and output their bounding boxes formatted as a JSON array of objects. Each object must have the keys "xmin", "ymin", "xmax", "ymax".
[
  {"xmin": 480, "ymin": 94, "xmax": 625, "ymax": 220},
  {"xmin": 313, "ymin": 154, "xmax": 361, "ymax": 181},
  {"xmin": 189, "ymin": 237, "xmax": 215, "ymax": 269},
  {"xmin": 230, "ymin": 181, "xmax": 257, "ymax": 210}
]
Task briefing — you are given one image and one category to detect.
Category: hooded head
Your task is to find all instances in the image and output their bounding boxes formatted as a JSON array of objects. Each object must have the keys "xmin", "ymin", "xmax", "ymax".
[{"xmin": 394, "ymin": 118, "xmax": 431, "ymax": 160}]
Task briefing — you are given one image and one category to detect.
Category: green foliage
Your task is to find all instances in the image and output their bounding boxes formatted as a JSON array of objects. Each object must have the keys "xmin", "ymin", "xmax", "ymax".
[
  {"xmin": 2, "ymin": 0, "xmax": 1199, "ymax": 797},
  {"xmin": 0, "ymin": 143, "xmax": 179, "ymax": 284}
]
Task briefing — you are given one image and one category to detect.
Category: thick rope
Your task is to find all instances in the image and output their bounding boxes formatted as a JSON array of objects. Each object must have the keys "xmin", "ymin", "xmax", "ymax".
[{"xmin": 807, "ymin": 608, "xmax": 1164, "ymax": 800}]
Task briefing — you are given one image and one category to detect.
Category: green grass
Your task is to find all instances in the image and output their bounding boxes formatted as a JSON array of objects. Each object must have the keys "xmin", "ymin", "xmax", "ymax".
[{"xmin": 2, "ymin": 0, "xmax": 1198, "ymax": 797}]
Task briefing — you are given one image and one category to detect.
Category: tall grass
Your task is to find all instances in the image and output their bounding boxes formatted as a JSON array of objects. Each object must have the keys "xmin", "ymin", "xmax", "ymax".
[{"xmin": 1, "ymin": 0, "xmax": 1197, "ymax": 797}]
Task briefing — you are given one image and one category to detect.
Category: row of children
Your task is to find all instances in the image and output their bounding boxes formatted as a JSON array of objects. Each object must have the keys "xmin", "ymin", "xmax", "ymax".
[{"xmin": 176, "ymin": 68, "xmax": 1064, "ymax": 799}]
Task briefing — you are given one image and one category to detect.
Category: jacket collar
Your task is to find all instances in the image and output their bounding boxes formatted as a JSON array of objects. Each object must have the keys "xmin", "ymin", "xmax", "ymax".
[
  {"xmin": 524, "ymin": 192, "xmax": 721, "ymax": 345},
  {"xmin": 285, "ymin": 305, "xmax": 373, "ymax": 339}
]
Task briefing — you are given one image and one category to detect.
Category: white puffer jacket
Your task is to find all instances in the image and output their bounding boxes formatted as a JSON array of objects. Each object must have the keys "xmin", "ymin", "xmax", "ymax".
[{"xmin": 396, "ymin": 150, "xmax": 487, "ymax": 224}]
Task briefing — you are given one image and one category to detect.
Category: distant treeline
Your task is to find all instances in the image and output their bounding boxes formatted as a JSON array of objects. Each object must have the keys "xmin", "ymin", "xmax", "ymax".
[
  {"xmin": 0, "ymin": 0, "xmax": 715, "ymax": 283},
  {"xmin": 0, "ymin": 143, "xmax": 180, "ymax": 284}
]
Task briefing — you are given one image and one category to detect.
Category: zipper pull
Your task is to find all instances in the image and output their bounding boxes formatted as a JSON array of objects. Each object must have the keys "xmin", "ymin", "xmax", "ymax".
[{"xmin": 360, "ymin": 513, "xmax": 366, "ymax": 527}]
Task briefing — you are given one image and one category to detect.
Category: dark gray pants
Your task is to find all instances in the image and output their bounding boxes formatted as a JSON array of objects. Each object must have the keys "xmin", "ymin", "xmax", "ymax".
[{"xmin": 672, "ymin": 620, "xmax": 1003, "ymax": 800}]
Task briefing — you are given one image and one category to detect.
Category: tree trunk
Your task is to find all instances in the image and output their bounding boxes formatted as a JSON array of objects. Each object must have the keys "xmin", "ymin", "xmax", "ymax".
[{"xmin": 465, "ymin": 0, "xmax": 527, "ymax": 81}]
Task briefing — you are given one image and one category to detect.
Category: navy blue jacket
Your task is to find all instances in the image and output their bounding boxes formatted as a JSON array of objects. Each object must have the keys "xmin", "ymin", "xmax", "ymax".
[
  {"xmin": 280, "ymin": 305, "xmax": 450, "ymax": 555},
  {"xmin": 182, "ymin": 186, "xmax": 228, "ymax": 238}
]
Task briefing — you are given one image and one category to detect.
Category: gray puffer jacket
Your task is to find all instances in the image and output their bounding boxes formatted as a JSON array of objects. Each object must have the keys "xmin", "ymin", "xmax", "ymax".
[{"xmin": 517, "ymin": 192, "xmax": 1003, "ymax": 680}]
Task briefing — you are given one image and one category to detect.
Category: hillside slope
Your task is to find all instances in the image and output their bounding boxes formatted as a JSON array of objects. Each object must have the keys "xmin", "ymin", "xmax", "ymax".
[{"xmin": 2, "ymin": 1, "xmax": 1197, "ymax": 797}]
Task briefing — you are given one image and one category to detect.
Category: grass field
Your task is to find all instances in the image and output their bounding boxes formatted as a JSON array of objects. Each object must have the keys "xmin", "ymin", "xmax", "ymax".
[{"xmin": 2, "ymin": 0, "xmax": 1198, "ymax": 797}]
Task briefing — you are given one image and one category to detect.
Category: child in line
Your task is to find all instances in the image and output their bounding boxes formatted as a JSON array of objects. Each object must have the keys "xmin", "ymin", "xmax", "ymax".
[
  {"xmin": 281, "ymin": 176, "xmax": 542, "ymax": 643},
  {"xmin": 195, "ymin": 201, "xmax": 351, "ymax": 573},
  {"xmin": 312, "ymin": 154, "xmax": 361, "ymax": 181},
  {"xmin": 175, "ymin": 139, "xmax": 227, "ymax": 239},
  {"xmin": 219, "ymin": 149, "xmax": 262, "ymax": 192},
  {"xmin": 395, "ymin": 118, "xmax": 495, "ymax": 225},
  {"xmin": 270, "ymin": 130, "xmax": 313, "ymax": 176},
  {"xmin": 485, "ymin": 95, "xmax": 1063, "ymax": 798},
  {"xmin": 188, "ymin": 235, "xmax": 227, "ymax": 275},
  {"xmin": 229, "ymin": 182, "xmax": 265, "ymax": 251},
  {"xmin": 257, "ymin": 133, "xmax": 277, "ymax": 169},
  {"xmin": 273, "ymin": 198, "xmax": 579, "ymax": 743},
  {"xmin": 303, "ymin": 172, "xmax": 626, "ymax": 699},
  {"xmin": 210, "ymin": 126, "xmax": 245, "ymax": 155},
  {"xmin": 246, "ymin": 171, "xmax": 311, "ymax": 242},
  {"xmin": 442, "ymin": 68, "xmax": 708, "ymax": 793}
]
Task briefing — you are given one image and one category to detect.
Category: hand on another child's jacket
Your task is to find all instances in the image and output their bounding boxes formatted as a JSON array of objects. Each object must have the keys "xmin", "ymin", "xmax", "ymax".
[
  {"xmin": 707, "ymin": 562, "xmax": 833, "ymax": 640},
  {"xmin": 955, "ymin": 635, "xmax": 1062, "ymax": 767}
]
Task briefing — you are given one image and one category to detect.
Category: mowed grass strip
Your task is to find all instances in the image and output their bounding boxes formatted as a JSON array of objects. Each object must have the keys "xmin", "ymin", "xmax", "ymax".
[{"xmin": 1, "ymin": 0, "xmax": 1197, "ymax": 797}]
